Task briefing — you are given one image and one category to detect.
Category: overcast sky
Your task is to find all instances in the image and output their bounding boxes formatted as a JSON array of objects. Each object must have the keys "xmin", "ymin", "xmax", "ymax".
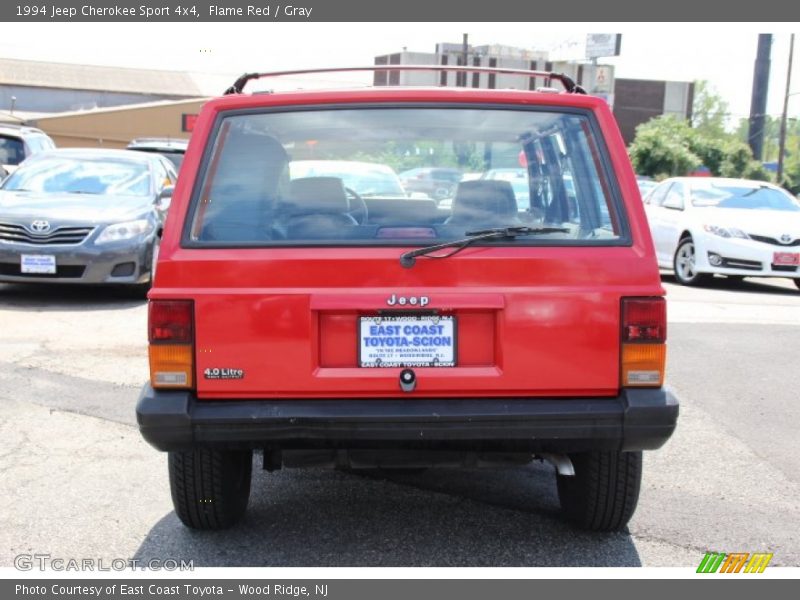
[{"xmin": 1, "ymin": 22, "xmax": 798, "ymax": 124}]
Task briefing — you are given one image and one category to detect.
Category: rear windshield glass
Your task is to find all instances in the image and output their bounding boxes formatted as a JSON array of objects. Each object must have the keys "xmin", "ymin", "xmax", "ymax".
[
  {"xmin": 188, "ymin": 107, "xmax": 624, "ymax": 245},
  {"xmin": 691, "ymin": 183, "xmax": 800, "ymax": 212}
]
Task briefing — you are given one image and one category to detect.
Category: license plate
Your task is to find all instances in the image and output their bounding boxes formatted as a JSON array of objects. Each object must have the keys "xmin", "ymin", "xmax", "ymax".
[
  {"xmin": 773, "ymin": 252, "xmax": 800, "ymax": 266},
  {"xmin": 20, "ymin": 254, "xmax": 56, "ymax": 274},
  {"xmin": 359, "ymin": 315, "xmax": 456, "ymax": 367}
]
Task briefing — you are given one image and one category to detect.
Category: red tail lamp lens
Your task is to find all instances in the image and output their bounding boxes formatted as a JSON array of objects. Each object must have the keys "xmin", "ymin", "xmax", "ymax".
[
  {"xmin": 622, "ymin": 298, "xmax": 666, "ymax": 343},
  {"xmin": 149, "ymin": 300, "xmax": 193, "ymax": 344}
]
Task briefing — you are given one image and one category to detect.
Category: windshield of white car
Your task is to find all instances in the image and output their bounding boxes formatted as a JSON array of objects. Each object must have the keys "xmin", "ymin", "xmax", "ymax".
[
  {"xmin": 691, "ymin": 184, "xmax": 800, "ymax": 211},
  {"xmin": 0, "ymin": 135, "xmax": 25, "ymax": 166},
  {"xmin": 2, "ymin": 156, "xmax": 152, "ymax": 197}
]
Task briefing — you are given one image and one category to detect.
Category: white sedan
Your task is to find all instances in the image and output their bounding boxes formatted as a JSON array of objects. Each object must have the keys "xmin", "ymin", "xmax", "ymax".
[{"xmin": 643, "ymin": 177, "xmax": 800, "ymax": 290}]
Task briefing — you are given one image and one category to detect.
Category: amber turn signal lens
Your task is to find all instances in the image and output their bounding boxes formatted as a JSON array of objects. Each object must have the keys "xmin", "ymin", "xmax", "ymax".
[
  {"xmin": 149, "ymin": 344, "xmax": 194, "ymax": 389},
  {"xmin": 621, "ymin": 343, "xmax": 666, "ymax": 387}
]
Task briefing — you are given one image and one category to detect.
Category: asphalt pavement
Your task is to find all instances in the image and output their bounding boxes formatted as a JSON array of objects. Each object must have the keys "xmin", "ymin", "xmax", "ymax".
[{"xmin": 1, "ymin": 275, "xmax": 798, "ymax": 567}]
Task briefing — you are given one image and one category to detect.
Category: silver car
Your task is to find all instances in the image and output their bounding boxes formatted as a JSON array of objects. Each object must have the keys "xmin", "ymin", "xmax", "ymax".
[{"xmin": 0, "ymin": 148, "xmax": 176, "ymax": 289}]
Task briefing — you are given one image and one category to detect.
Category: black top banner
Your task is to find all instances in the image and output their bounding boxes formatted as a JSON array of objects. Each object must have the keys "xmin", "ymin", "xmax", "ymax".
[{"xmin": 1, "ymin": 0, "xmax": 799, "ymax": 21}]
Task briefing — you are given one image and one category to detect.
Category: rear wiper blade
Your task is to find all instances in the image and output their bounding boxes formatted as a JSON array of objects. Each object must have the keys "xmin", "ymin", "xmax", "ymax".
[
  {"xmin": 464, "ymin": 226, "xmax": 569, "ymax": 237},
  {"xmin": 399, "ymin": 226, "xmax": 568, "ymax": 268}
]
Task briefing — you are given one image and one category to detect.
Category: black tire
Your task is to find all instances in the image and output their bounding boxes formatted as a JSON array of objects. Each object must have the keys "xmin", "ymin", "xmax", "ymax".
[
  {"xmin": 557, "ymin": 450, "xmax": 642, "ymax": 532},
  {"xmin": 168, "ymin": 448, "xmax": 252, "ymax": 530},
  {"xmin": 673, "ymin": 237, "xmax": 711, "ymax": 286}
]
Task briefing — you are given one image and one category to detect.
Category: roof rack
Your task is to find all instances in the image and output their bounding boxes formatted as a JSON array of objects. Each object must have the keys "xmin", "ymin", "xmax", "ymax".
[{"xmin": 223, "ymin": 65, "xmax": 587, "ymax": 96}]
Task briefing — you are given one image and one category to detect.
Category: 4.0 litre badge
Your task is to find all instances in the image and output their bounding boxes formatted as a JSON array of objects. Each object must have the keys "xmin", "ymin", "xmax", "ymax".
[{"xmin": 203, "ymin": 368, "xmax": 244, "ymax": 380}]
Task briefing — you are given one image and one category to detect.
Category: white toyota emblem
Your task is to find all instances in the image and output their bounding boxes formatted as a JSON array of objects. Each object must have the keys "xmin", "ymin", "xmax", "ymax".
[
  {"xmin": 30, "ymin": 220, "xmax": 51, "ymax": 233},
  {"xmin": 780, "ymin": 234, "xmax": 793, "ymax": 244}
]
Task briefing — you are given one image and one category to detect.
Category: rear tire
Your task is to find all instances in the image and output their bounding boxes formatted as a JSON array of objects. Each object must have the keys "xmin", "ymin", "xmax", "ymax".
[
  {"xmin": 673, "ymin": 237, "xmax": 711, "ymax": 286},
  {"xmin": 557, "ymin": 450, "xmax": 642, "ymax": 532},
  {"xmin": 168, "ymin": 448, "xmax": 252, "ymax": 530}
]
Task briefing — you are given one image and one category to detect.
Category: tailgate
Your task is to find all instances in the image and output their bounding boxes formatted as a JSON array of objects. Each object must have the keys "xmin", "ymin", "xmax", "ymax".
[{"xmin": 155, "ymin": 248, "xmax": 656, "ymax": 399}]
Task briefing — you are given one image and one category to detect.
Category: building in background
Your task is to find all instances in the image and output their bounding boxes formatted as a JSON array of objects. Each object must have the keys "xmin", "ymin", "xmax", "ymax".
[
  {"xmin": 374, "ymin": 42, "xmax": 616, "ymax": 102},
  {"xmin": 374, "ymin": 42, "xmax": 694, "ymax": 146},
  {"xmin": 0, "ymin": 58, "xmax": 228, "ymax": 116},
  {"xmin": 0, "ymin": 58, "xmax": 235, "ymax": 148},
  {"xmin": 613, "ymin": 78, "xmax": 695, "ymax": 145},
  {"xmin": 29, "ymin": 98, "xmax": 207, "ymax": 149}
]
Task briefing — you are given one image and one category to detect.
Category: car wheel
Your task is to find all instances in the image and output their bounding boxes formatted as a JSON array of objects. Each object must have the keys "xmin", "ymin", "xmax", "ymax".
[
  {"xmin": 168, "ymin": 448, "xmax": 253, "ymax": 530},
  {"xmin": 673, "ymin": 238, "xmax": 711, "ymax": 286},
  {"xmin": 557, "ymin": 450, "xmax": 642, "ymax": 532}
]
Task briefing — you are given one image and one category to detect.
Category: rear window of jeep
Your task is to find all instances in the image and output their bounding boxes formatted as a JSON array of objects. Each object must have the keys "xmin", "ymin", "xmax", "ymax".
[{"xmin": 187, "ymin": 107, "xmax": 626, "ymax": 245}]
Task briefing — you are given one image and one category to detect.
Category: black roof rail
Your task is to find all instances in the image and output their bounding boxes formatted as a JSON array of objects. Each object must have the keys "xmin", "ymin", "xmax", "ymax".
[{"xmin": 223, "ymin": 65, "xmax": 587, "ymax": 96}]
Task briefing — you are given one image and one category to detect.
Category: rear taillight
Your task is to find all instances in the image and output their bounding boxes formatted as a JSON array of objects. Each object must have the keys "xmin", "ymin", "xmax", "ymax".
[
  {"xmin": 148, "ymin": 300, "xmax": 194, "ymax": 389},
  {"xmin": 621, "ymin": 297, "xmax": 666, "ymax": 387}
]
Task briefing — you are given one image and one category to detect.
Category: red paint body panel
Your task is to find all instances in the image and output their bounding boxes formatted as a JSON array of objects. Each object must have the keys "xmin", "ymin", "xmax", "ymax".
[{"xmin": 151, "ymin": 87, "xmax": 664, "ymax": 400}]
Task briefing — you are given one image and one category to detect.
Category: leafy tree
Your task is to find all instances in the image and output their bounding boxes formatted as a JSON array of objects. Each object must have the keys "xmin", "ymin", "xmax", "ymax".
[
  {"xmin": 687, "ymin": 135, "xmax": 727, "ymax": 175},
  {"xmin": 718, "ymin": 140, "xmax": 770, "ymax": 181},
  {"xmin": 692, "ymin": 80, "xmax": 730, "ymax": 138},
  {"xmin": 629, "ymin": 110, "xmax": 776, "ymax": 183},
  {"xmin": 628, "ymin": 115, "xmax": 701, "ymax": 178}
]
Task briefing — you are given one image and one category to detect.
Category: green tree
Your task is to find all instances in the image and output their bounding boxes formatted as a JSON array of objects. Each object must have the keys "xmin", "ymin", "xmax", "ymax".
[
  {"xmin": 718, "ymin": 140, "xmax": 770, "ymax": 181},
  {"xmin": 692, "ymin": 80, "xmax": 730, "ymax": 138},
  {"xmin": 687, "ymin": 134, "xmax": 727, "ymax": 175},
  {"xmin": 628, "ymin": 115, "xmax": 701, "ymax": 178}
]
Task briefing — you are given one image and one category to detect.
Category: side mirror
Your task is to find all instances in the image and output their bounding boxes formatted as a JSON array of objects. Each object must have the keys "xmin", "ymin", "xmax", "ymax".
[{"xmin": 156, "ymin": 185, "xmax": 174, "ymax": 211}]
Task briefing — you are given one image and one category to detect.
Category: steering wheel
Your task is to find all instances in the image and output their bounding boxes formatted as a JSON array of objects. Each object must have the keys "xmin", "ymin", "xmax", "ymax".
[{"xmin": 344, "ymin": 187, "xmax": 368, "ymax": 224}]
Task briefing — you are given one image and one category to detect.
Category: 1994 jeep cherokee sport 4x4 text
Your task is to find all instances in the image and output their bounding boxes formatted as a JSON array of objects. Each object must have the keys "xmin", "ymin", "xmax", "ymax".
[{"xmin": 136, "ymin": 66, "xmax": 678, "ymax": 532}]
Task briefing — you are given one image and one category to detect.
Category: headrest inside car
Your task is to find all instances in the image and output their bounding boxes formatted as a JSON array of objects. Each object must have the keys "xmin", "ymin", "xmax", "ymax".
[
  {"xmin": 288, "ymin": 177, "xmax": 350, "ymax": 214},
  {"xmin": 451, "ymin": 179, "xmax": 518, "ymax": 218}
]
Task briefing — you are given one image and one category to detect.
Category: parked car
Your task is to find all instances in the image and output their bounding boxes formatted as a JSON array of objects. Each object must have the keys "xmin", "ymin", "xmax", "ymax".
[
  {"xmin": 136, "ymin": 67, "xmax": 678, "ymax": 532},
  {"xmin": 399, "ymin": 167, "xmax": 463, "ymax": 201},
  {"xmin": 636, "ymin": 176, "xmax": 657, "ymax": 198},
  {"xmin": 127, "ymin": 138, "xmax": 189, "ymax": 171},
  {"xmin": 644, "ymin": 177, "xmax": 800, "ymax": 289},
  {"xmin": 0, "ymin": 148, "xmax": 176, "ymax": 290},
  {"xmin": 0, "ymin": 124, "xmax": 55, "ymax": 176}
]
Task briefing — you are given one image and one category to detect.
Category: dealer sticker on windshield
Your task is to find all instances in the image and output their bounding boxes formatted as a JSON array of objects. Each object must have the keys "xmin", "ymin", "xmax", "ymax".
[{"xmin": 359, "ymin": 315, "xmax": 456, "ymax": 368}]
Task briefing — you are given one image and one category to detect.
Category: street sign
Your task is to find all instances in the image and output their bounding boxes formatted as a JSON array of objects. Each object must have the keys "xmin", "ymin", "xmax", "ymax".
[
  {"xmin": 594, "ymin": 66, "xmax": 612, "ymax": 92},
  {"xmin": 586, "ymin": 34, "xmax": 622, "ymax": 59}
]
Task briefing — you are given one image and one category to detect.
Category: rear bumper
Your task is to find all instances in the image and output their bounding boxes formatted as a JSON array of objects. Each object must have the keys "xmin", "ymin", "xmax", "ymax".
[{"xmin": 136, "ymin": 385, "xmax": 679, "ymax": 453}]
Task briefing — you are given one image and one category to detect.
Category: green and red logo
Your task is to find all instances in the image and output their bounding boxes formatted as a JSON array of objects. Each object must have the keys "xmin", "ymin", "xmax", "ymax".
[{"xmin": 697, "ymin": 552, "xmax": 773, "ymax": 573}]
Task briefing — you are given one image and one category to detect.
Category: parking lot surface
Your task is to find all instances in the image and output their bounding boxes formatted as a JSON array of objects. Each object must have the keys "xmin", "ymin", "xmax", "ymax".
[{"xmin": 1, "ymin": 276, "xmax": 799, "ymax": 567}]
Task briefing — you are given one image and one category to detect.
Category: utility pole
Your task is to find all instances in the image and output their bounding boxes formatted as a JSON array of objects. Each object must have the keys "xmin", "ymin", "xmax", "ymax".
[
  {"xmin": 777, "ymin": 33, "xmax": 795, "ymax": 183},
  {"xmin": 460, "ymin": 33, "xmax": 469, "ymax": 88},
  {"xmin": 748, "ymin": 34, "xmax": 772, "ymax": 161}
]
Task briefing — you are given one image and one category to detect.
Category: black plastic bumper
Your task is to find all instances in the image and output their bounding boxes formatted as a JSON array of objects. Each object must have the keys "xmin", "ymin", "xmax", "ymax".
[{"xmin": 136, "ymin": 385, "xmax": 678, "ymax": 453}]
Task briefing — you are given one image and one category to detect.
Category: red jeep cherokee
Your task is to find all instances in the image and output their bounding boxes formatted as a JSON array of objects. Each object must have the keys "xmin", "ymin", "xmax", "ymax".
[{"xmin": 137, "ymin": 66, "xmax": 678, "ymax": 532}]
